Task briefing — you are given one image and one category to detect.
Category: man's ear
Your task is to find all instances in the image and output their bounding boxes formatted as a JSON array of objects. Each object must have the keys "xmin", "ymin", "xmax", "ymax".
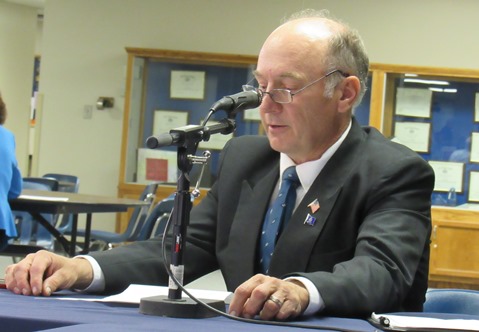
[{"xmin": 337, "ymin": 76, "xmax": 360, "ymax": 113}]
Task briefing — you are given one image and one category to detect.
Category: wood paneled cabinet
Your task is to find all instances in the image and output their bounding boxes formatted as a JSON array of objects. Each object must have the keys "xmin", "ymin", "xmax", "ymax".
[{"xmin": 429, "ymin": 207, "xmax": 479, "ymax": 290}]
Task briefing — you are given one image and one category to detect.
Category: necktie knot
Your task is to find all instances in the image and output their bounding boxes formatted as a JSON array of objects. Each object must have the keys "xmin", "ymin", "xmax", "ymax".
[{"xmin": 282, "ymin": 166, "xmax": 299, "ymax": 187}]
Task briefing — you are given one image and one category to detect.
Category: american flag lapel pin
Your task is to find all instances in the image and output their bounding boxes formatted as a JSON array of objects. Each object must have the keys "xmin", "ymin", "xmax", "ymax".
[
  {"xmin": 304, "ymin": 213, "xmax": 317, "ymax": 226},
  {"xmin": 307, "ymin": 198, "xmax": 320, "ymax": 214}
]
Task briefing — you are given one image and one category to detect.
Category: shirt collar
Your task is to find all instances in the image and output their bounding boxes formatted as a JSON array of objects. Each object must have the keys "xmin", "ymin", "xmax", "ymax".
[{"xmin": 280, "ymin": 119, "xmax": 352, "ymax": 192}]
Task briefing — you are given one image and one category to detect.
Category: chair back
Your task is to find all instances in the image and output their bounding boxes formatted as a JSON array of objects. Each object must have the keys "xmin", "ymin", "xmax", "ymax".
[
  {"xmin": 79, "ymin": 182, "xmax": 160, "ymax": 249},
  {"xmin": 23, "ymin": 177, "xmax": 59, "ymax": 191},
  {"xmin": 136, "ymin": 195, "xmax": 175, "ymax": 241},
  {"xmin": 11, "ymin": 180, "xmax": 56, "ymax": 250},
  {"xmin": 43, "ymin": 173, "xmax": 79, "ymax": 193},
  {"xmin": 125, "ymin": 182, "xmax": 160, "ymax": 241},
  {"xmin": 424, "ymin": 288, "xmax": 479, "ymax": 315},
  {"xmin": 42, "ymin": 173, "xmax": 80, "ymax": 233}
]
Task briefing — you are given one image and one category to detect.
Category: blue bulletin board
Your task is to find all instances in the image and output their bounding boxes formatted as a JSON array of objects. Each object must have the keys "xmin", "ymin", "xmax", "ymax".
[{"xmin": 392, "ymin": 78, "xmax": 479, "ymax": 206}]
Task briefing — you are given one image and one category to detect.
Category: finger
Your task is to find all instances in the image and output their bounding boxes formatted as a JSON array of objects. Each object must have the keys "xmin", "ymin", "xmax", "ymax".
[
  {"xmin": 240, "ymin": 279, "xmax": 279, "ymax": 318},
  {"xmin": 28, "ymin": 251, "xmax": 60, "ymax": 296},
  {"xmin": 229, "ymin": 274, "xmax": 266, "ymax": 317},
  {"xmin": 5, "ymin": 254, "xmax": 36, "ymax": 295},
  {"xmin": 259, "ymin": 295, "xmax": 283, "ymax": 320},
  {"xmin": 275, "ymin": 298, "xmax": 301, "ymax": 321},
  {"xmin": 42, "ymin": 256, "xmax": 93, "ymax": 296},
  {"xmin": 4, "ymin": 264, "xmax": 22, "ymax": 294},
  {"xmin": 229, "ymin": 282, "xmax": 255, "ymax": 316},
  {"xmin": 42, "ymin": 267, "xmax": 72, "ymax": 296}
]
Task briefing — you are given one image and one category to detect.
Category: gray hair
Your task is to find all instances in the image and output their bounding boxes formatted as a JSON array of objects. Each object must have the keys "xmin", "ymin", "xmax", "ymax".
[{"xmin": 285, "ymin": 9, "xmax": 369, "ymax": 107}]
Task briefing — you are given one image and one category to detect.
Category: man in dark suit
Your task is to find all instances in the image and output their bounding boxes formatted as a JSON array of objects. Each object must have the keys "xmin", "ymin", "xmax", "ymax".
[{"xmin": 5, "ymin": 9, "xmax": 434, "ymax": 320}]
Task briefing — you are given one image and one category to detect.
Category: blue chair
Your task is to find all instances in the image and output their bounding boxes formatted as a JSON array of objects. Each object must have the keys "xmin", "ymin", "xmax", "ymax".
[
  {"xmin": 77, "ymin": 182, "xmax": 159, "ymax": 250},
  {"xmin": 424, "ymin": 288, "xmax": 479, "ymax": 315},
  {"xmin": 23, "ymin": 177, "xmax": 59, "ymax": 191},
  {"xmin": 43, "ymin": 173, "xmax": 79, "ymax": 194},
  {"xmin": 20, "ymin": 178, "xmax": 62, "ymax": 250},
  {"xmin": 136, "ymin": 195, "xmax": 175, "ymax": 241},
  {"xmin": 1, "ymin": 180, "xmax": 58, "ymax": 257},
  {"xmin": 42, "ymin": 173, "xmax": 80, "ymax": 233}
]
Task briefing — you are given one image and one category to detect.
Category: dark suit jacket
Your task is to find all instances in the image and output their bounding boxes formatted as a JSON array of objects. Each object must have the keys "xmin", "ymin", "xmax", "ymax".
[{"xmin": 91, "ymin": 118, "xmax": 434, "ymax": 317}]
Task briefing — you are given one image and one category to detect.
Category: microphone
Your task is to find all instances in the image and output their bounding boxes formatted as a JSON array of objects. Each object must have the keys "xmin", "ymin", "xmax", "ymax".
[
  {"xmin": 209, "ymin": 90, "xmax": 262, "ymax": 114},
  {"xmin": 146, "ymin": 132, "xmax": 181, "ymax": 149}
]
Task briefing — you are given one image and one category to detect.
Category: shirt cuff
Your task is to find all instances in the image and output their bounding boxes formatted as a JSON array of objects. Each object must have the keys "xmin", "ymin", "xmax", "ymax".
[
  {"xmin": 285, "ymin": 276, "xmax": 325, "ymax": 316},
  {"xmin": 73, "ymin": 255, "xmax": 105, "ymax": 293}
]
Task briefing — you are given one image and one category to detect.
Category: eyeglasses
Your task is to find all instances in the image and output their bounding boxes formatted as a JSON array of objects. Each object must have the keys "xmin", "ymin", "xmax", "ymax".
[{"xmin": 242, "ymin": 69, "xmax": 349, "ymax": 104}]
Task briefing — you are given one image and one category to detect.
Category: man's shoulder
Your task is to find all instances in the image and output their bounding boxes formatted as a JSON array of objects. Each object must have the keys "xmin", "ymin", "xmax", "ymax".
[
  {"xmin": 221, "ymin": 135, "xmax": 278, "ymax": 171},
  {"xmin": 226, "ymin": 135, "xmax": 273, "ymax": 155}
]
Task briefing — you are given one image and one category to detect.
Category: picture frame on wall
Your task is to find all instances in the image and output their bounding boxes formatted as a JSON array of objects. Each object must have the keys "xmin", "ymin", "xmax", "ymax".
[
  {"xmin": 395, "ymin": 87, "xmax": 432, "ymax": 118},
  {"xmin": 170, "ymin": 70, "xmax": 206, "ymax": 100},
  {"xmin": 153, "ymin": 110, "xmax": 188, "ymax": 136},
  {"xmin": 471, "ymin": 132, "xmax": 479, "ymax": 163},
  {"xmin": 428, "ymin": 160, "xmax": 464, "ymax": 193},
  {"xmin": 393, "ymin": 121, "xmax": 431, "ymax": 153},
  {"xmin": 475, "ymin": 92, "xmax": 479, "ymax": 123},
  {"xmin": 469, "ymin": 171, "xmax": 479, "ymax": 202}
]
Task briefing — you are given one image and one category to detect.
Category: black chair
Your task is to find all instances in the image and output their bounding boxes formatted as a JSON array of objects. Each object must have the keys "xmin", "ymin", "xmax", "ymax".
[
  {"xmin": 136, "ymin": 194, "xmax": 175, "ymax": 241},
  {"xmin": 76, "ymin": 182, "xmax": 159, "ymax": 250},
  {"xmin": 424, "ymin": 288, "xmax": 479, "ymax": 315}
]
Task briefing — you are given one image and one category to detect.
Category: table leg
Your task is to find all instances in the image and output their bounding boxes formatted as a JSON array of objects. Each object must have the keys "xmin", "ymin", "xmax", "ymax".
[
  {"xmin": 69, "ymin": 214, "xmax": 78, "ymax": 257},
  {"xmin": 31, "ymin": 213, "xmax": 71, "ymax": 255},
  {"xmin": 81, "ymin": 214, "xmax": 92, "ymax": 255}
]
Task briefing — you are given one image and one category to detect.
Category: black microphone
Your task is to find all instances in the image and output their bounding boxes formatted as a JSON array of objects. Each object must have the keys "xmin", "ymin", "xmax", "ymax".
[
  {"xmin": 209, "ymin": 90, "xmax": 262, "ymax": 113},
  {"xmin": 146, "ymin": 132, "xmax": 181, "ymax": 149}
]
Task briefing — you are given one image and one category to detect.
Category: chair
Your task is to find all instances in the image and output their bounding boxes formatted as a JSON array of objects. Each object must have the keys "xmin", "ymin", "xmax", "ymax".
[
  {"xmin": 43, "ymin": 173, "xmax": 80, "ymax": 193},
  {"xmin": 42, "ymin": 173, "xmax": 80, "ymax": 233},
  {"xmin": 23, "ymin": 177, "xmax": 59, "ymax": 191},
  {"xmin": 136, "ymin": 195, "xmax": 175, "ymax": 241},
  {"xmin": 0, "ymin": 180, "xmax": 57, "ymax": 257},
  {"xmin": 77, "ymin": 182, "xmax": 159, "ymax": 250},
  {"xmin": 23, "ymin": 177, "xmax": 61, "ymax": 250},
  {"xmin": 424, "ymin": 288, "xmax": 479, "ymax": 315}
]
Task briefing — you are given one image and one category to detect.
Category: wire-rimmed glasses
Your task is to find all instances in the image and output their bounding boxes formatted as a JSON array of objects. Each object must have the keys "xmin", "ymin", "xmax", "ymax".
[{"xmin": 242, "ymin": 69, "xmax": 349, "ymax": 104}]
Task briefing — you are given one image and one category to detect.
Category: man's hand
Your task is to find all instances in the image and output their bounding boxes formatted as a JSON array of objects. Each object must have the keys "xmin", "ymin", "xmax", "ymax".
[
  {"xmin": 228, "ymin": 274, "xmax": 309, "ymax": 320},
  {"xmin": 4, "ymin": 250, "xmax": 93, "ymax": 296}
]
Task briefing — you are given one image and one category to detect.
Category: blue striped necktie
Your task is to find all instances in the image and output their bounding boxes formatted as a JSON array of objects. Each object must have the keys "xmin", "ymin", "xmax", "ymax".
[{"xmin": 259, "ymin": 166, "xmax": 299, "ymax": 274}]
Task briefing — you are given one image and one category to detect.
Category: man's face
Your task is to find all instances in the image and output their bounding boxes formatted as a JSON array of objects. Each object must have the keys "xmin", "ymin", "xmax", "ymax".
[{"xmin": 255, "ymin": 30, "xmax": 343, "ymax": 164}]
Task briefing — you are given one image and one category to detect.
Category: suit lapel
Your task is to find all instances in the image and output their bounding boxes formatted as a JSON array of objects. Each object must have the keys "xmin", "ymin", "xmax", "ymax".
[
  {"xmin": 270, "ymin": 119, "xmax": 366, "ymax": 275},
  {"xmin": 270, "ymin": 181, "xmax": 342, "ymax": 275},
  {"xmin": 225, "ymin": 165, "xmax": 278, "ymax": 281}
]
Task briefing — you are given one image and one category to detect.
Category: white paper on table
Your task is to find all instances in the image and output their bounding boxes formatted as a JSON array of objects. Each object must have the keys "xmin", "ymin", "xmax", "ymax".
[
  {"xmin": 54, "ymin": 284, "xmax": 232, "ymax": 305},
  {"xmin": 370, "ymin": 313, "xmax": 479, "ymax": 331},
  {"xmin": 19, "ymin": 195, "xmax": 69, "ymax": 202}
]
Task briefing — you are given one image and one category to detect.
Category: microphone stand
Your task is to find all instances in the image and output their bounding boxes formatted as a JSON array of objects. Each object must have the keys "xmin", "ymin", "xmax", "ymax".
[{"xmin": 140, "ymin": 119, "xmax": 235, "ymax": 318}]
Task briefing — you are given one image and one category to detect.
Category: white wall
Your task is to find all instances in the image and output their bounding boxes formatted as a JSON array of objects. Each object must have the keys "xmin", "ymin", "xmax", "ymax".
[
  {"xmin": 0, "ymin": 1, "xmax": 37, "ymax": 173},
  {"xmin": 5, "ymin": 0, "xmax": 479, "ymax": 231}
]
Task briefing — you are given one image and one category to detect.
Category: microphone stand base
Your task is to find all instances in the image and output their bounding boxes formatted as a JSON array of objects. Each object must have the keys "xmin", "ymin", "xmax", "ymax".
[{"xmin": 139, "ymin": 295, "xmax": 225, "ymax": 318}]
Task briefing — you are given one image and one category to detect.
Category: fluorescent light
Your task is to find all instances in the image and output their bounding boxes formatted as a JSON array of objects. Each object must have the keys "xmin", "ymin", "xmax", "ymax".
[
  {"xmin": 404, "ymin": 78, "xmax": 450, "ymax": 85},
  {"xmin": 404, "ymin": 73, "xmax": 418, "ymax": 77},
  {"xmin": 428, "ymin": 87, "xmax": 457, "ymax": 93}
]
